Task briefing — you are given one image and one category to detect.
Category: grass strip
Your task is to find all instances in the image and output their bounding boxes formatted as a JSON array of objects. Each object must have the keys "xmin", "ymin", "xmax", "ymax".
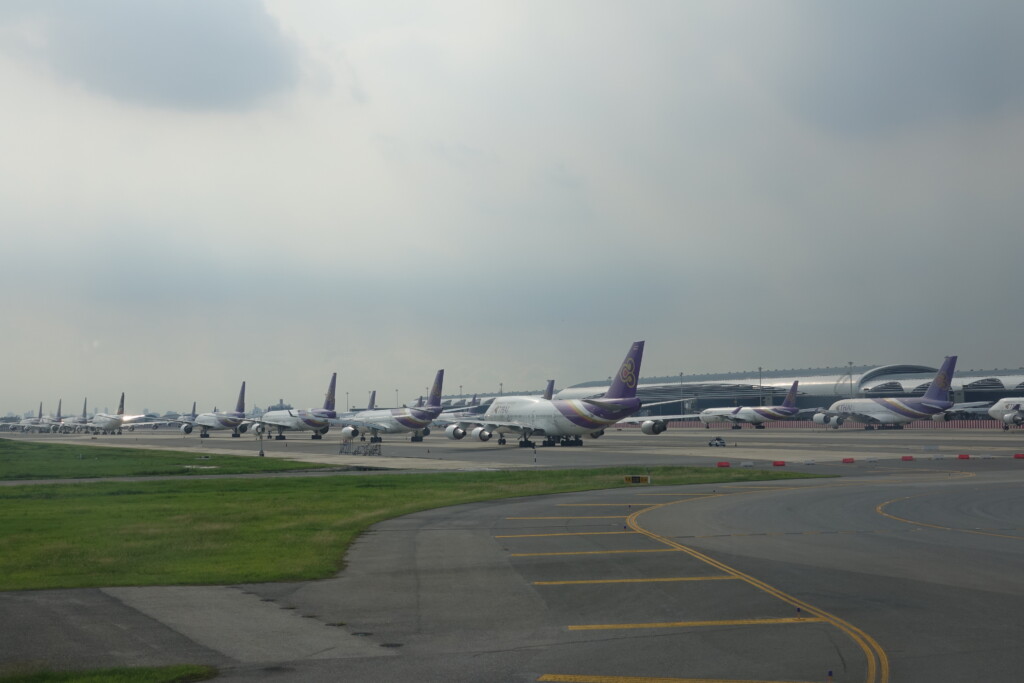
[
  {"xmin": 0, "ymin": 467, "xmax": 822, "ymax": 590},
  {"xmin": 0, "ymin": 664, "xmax": 216, "ymax": 683},
  {"xmin": 0, "ymin": 439, "xmax": 326, "ymax": 479}
]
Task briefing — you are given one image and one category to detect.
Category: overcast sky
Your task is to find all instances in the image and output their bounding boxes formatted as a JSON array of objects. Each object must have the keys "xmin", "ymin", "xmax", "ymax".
[{"xmin": 2, "ymin": 1, "xmax": 1022, "ymax": 415}]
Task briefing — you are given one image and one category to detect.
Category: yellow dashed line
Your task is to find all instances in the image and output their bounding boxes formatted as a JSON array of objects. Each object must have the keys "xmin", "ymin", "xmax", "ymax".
[{"xmin": 569, "ymin": 616, "xmax": 826, "ymax": 631}]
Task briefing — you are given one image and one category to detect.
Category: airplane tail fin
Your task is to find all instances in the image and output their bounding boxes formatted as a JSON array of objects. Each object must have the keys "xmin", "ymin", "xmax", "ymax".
[
  {"xmin": 603, "ymin": 341, "xmax": 644, "ymax": 400},
  {"xmin": 323, "ymin": 373, "xmax": 337, "ymax": 411},
  {"xmin": 543, "ymin": 380, "xmax": 555, "ymax": 400},
  {"xmin": 37, "ymin": 402, "xmax": 42, "ymax": 419},
  {"xmin": 924, "ymin": 356, "xmax": 957, "ymax": 402},
  {"xmin": 190, "ymin": 401, "xmax": 197, "ymax": 419},
  {"xmin": 426, "ymin": 370, "xmax": 445, "ymax": 408},
  {"xmin": 82, "ymin": 398, "xmax": 88, "ymax": 419},
  {"xmin": 117, "ymin": 393, "xmax": 125, "ymax": 416},
  {"xmin": 415, "ymin": 396, "xmax": 424, "ymax": 408},
  {"xmin": 56, "ymin": 399, "xmax": 62, "ymax": 421},
  {"xmin": 781, "ymin": 381, "xmax": 799, "ymax": 409},
  {"xmin": 367, "ymin": 391, "xmax": 376, "ymax": 410},
  {"xmin": 470, "ymin": 394, "xmax": 478, "ymax": 406},
  {"xmin": 235, "ymin": 382, "xmax": 246, "ymax": 414}
]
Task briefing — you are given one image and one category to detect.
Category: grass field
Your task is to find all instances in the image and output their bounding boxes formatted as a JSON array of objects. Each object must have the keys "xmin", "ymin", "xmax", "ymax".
[
  {"xmin": 0, "ymin": 664, "xmax": 217, "ymax": 683},
  {"xmin": 0, "ymin": 466, "xmax": 823, "ymax": 590},
  {"xmin": 0, "ymin": 439, "xmax": 327, "ymax": 479}
]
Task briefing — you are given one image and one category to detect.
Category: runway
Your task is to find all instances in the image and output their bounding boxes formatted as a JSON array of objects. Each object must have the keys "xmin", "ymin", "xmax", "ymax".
[{"xmin": 3, "ymin": 430, "xmax": 1024, "ymax": 681}]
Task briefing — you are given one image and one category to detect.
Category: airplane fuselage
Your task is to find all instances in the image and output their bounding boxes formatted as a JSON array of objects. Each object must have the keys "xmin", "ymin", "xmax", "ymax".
[
  {"xmin": 988, "ymin": 398, "xmax": 1024, "ymax": 426},
  {"xmin": 827, "ymin": 397, "xmax": 953, "ymax": 425},
  {"xmin": 699, "ymin": 406, "xmax": 797, "ymax": 425},
  {"xmin": 482, "ymin": 395, "xmax": 641, "ymax": 437}
]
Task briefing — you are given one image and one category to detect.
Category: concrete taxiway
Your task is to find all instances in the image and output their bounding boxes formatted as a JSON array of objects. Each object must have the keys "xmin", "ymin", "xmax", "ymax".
[{"xmin": 3, "ymin": 429, "xmax": 1024, "ymax": 681}]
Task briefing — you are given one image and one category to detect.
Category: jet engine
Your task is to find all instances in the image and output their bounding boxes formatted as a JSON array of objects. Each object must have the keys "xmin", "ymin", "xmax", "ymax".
[
  {"xmin": 813, "ymin": 414, "xmax": 843, "ymax": 428},
  {"xmin": 339, "ymin": 425, "xmax": 359, "ymax": 439},
  {"xmin": 237, "ymin": 423, "xmax": 249, "ymax": 434},
  {"xmin": 471, "ymin": 426, "xmax": 492, "ymax": 442},
  {"xmin": 180, "ymin": 424, "xmax": 193, "ymax": 435},
  {"xmin": 1004, "ymin": 413, "xmax": 1024, "ymax": 427},
  {"xmin": 640, "ymin": 420, "xmax": 667, "ymax": 435},
  {"xmin": 589, "ymin": 429, "xmax": 606, "ymax": 439},
  {"xmin": 317, "ymin": 426, "xmax": 329, "ymax": 435},
  {"xmin": 445, "ymin": 424, "xmax": 466, "ymax": 440},
  {"xmin": 252, "ymin": 423, "xmax": 266, "ymax": 434},
  {"xmin": 932, "ymin": 412, "xmax": 954, "ymax": 421}
]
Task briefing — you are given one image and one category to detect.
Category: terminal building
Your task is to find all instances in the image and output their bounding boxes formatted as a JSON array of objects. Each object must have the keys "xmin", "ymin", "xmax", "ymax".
[{"xmin": 547, "ymin": 363, "xmax": 1024, "ymax": 417}]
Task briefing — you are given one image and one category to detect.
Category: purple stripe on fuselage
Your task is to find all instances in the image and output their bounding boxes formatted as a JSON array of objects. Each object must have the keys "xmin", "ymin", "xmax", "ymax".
[
  {"xmin": 393, "ymin": 407, "xmax": 442, "ymax": 430},
  {"xmin": 751, "ymin": 406, "xmax": 798, "ymax": 420},
  {"xmin": 874, "ymin": 398, "xmax": 949, "ymax": 419},
  {"xmin": 555, "ymin": 399, "xmax": 640, "ymax": 429}
]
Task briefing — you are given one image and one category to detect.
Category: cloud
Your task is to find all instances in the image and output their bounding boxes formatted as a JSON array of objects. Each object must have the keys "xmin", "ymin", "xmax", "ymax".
[{"xmin": 0, "ymin": 0, "xmax": 300, "ymax": 110}]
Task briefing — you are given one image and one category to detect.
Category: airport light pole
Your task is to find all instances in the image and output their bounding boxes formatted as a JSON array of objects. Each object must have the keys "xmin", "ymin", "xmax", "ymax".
[
  {"xmin": 395, "ymin": 389, "xmax": 399, "ymax": 408},
  {"xmin": 499, "ymin": 382, "xmax": 503, "ymax": 396},
  {"xmin": 848, "ymin": 361, "xmax": 854, "ymax": 397},
  {"xmin": 345, "ymin": 392, "xmax": 349, "ymax": 411},
  {"xmin": 758, "ymin": 366, "xmax": 763, "ymax": 406}
]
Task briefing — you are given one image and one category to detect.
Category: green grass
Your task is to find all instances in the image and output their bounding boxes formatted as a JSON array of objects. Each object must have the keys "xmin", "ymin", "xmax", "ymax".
[
  {"xmin": 0, "ymin": 664, "xmax": 216, "ymax": 683},
  {"xmin": 0, "ymin": 467, "xmax": 823, "ymax": 590},
  {"xmin": 0, "ymin": 439, "xmax": 327, "ymax": 479}
]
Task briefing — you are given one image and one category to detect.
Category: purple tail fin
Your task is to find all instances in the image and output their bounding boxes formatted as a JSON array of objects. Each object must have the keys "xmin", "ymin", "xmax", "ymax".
[
  {"xmin": 55, "ymin": 399, "xmax": 62, "ymax": 421},
  {"xmin": 427, "ymin": 370, "xmax": 445, "ymax": 408},
  {"xmin": 235, "ymin": 382, "xmax": 246, "ymax": 414},
  {"xmin": 117, "ymin": 393, "xmax": 125, "ymax": 416},
  {"xmin": 603, "ymin": 341, "xmax": 645, "ymax": 400},
  {"xmin": 470, "ymin": 394, "xmax": 478, "ymax": 406},
  {"xmin": 323, "ymin": 373, "xmax": 337, "ymax": 411},
  {"xmin": 81, "ymin": 398, "xmax": 88, "ymax": 420},
  {"xmin": 415, "ymin": 396, "xmax": 424, "ymax": 407},
  {"xmin": 190, "ymin": 401, "xmax": 197, "ymax": 419},
  {"xmin": 924, "ymin": 356, "xmax": 957, "ymax": 402},
  {"xmin": 367, "ymin": 391, "xmax": 376, "ymax": 410},
  {"xmin": 37, "ymin": 402, "xmax": 42, "ymax": 419},
  {"xmin": 542, "ymin": 380, "xmax": 555, "ymax": 400},
  {"xmin": 781, "ymin": 381, "xmax": 799, "ymax": 409}
]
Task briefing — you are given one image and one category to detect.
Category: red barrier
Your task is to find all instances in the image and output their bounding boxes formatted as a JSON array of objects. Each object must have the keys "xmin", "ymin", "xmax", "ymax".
[
  {"xmin": 772, "ymin": 460, "xmax": 786, "ymax": 467},
  {"xmin": 957, "ymin": 454, "xmax": 970, "ymax": 460},
  {"xmin": 842, "ymin": 457, "xmax": 855, "ymax": 464},
  {"xmin": 716, "ymin": 461, "xmax": 731, "ymax": 468},
  {"xmin": 1015, "ymin": 454, "xmax": 1024, "ymax": 459},
  {"xmin": 901, "ymin": 455, "xmax": 914, "ymax": 461}
]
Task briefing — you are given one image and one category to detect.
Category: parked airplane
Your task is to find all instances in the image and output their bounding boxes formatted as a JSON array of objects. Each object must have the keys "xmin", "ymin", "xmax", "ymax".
[
  {"xmin": 442, "ymin": 341, "xmax": 652, "ymax": 448},
  {"xmin": 988, "ymin": 398, "xmax": 1024, "ymax": 430},
  {"xmin": 59, "ymin": 399, "xmax": 91, "ymax": 433},
  {"xmin": 185, "ymin": 382, "xmax": 250, "ymax": 438},
  {"xmin": 699, "ymin": 381, "xmax": 804, "ymax": 429},
  {"xmin": 814, "ymin": 356, "xmax": 959, "ymax": 429},
  {"xmin": 88, "ymin": 393, "xmax": 149, "ymax": 434},
  {"xmin": 254, "ymin": 373, "xmax": 357, "ymax": 441},
  {"xmin": 13, "ymin": 403, "xmax": 47, "ymax": 432},
  {"xmin": 335, "ymin": 370, "xmax": 445, "ymax": 443}
]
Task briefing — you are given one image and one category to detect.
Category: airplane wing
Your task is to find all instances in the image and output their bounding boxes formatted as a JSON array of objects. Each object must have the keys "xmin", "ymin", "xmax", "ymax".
[
  {"xmin": 944, "ymin": 401, "xmax": 993, "ymax": 417},
  {"xmin": 332, "ymin": 417, "xmax": 395, "ymax": 433},
  {"xmin": 616, "ymin": 413, "xmax": 702, "ymax": 425}
]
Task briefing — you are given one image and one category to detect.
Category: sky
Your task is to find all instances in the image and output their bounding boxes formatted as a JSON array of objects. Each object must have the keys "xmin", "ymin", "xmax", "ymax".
[{"xmin": 1, "ymin": 1, "xmax": 1022, "ymax": 415}]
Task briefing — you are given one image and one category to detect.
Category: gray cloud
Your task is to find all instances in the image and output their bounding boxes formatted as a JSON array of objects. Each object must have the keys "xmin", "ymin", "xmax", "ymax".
[
  {"xmin": 770, "ymin": 0, "xmax": 1024, "ymax": 135},
  {"xmin": 0, "ymin": 0, "xmax": 300, "ymax": 110}
]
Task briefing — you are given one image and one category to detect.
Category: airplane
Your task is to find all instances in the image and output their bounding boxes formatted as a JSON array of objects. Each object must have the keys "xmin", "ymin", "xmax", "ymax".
[
  {"xmin": 335, "ymin": 370, "xmax": 445, "ymax": 443},
  {"xmin": 87, "ymin": 393, "xmax": 149, "ymax": 434},
  {"xmin": 13, "ymin": 403, "xmax": 48, "ymax": 432},
  {"xmin": 185, "ymin": 382, "xmax": 250, "ymax": 438},
  {"xmin": 988, "ymin": 398, "xmax": 1024, "ymax": 430},
  {"xmin": 57, "ymin": 399, "xmax": 92, "ymax": 433},
  {"xmin": 253, "ymin": 373, "xmax": 357, "ymax": 441},
  {"xmin": 698, "ymin": 381, "xmax": 804, "ymax": 429},
  {"xmin": 442, "ymin": 341, "xmax": 656, "ymax": 448},
  {"xmin": 814, "ymin": 356, "xmax": 959, "ymax": 430}
]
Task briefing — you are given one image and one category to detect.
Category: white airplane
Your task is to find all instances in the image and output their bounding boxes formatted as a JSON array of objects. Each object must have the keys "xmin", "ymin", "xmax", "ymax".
[
  {"xmin": 185, "ymin": 382, "xmax": 250, "ymax": 438},
  {"xmin": 335, "ymin": 370, "xmax": 445, "ymax": 443},
  {"xmin": 88, "ymin": 393, "xmax": 149, "ymax": 434},
  {"xmin": 442, "ymin": 341, "xmax": 654, "ymax": 448},
  {"xmin": 13, "ymin": 403, "xmax": 48, "ymax": 432},
  {"xmin": 699, "ymin": 381, "xmax": 804, "ymax": 429},
  {"xmin": 60, "ymin": 398, "xmax": 91, "ymax": 433},
  {"xmin": 254, "ymin": 373, "xmax": 358, "ymax": 441},
  {"xmin": 988, "ymin": 398, "xmax": 1024, "ymax": 430},
  {"xmin": 814, "ymin": 356, "xmax": 959, "ymax": 430}
]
